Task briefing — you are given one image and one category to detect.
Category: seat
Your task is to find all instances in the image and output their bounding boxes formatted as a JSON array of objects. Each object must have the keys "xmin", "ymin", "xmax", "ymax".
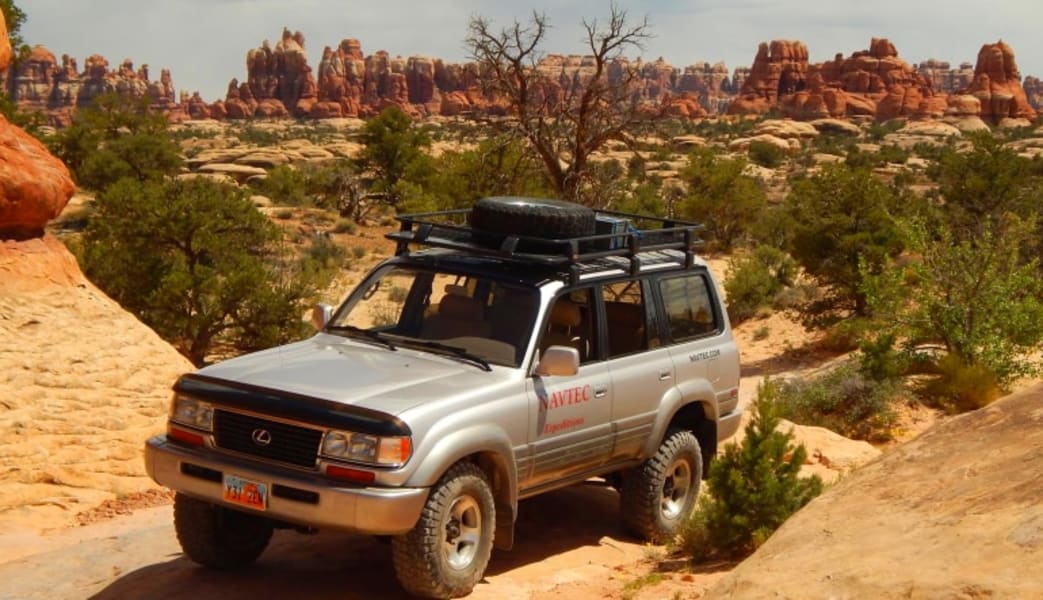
[
  {"xmin": 422, "ymin": 293, "xmax": 491, "ymax": 340},
  {"xmin": 604, "ymin": 301, "xmax": 646, "ymax": 356},
  {"xmin": 540, "ymin": 299, "xmax": 586, "ymax": 359}
]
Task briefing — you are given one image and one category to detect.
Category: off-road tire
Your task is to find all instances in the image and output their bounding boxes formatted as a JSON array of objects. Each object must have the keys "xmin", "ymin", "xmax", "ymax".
[
  {"xmin": 469, "ymin": 197, "xmax": 595, "ymax": 247},
  {"xmin": 173, "ymin": 493, "xmax": 273, "ymax": 569},
  {"xmin": 392, "ymin": 462, "xmax": 496, "ymax": 599},
  {"xmin": 620, "ymin": 429, "xmax": 702, "ymax": 542}
]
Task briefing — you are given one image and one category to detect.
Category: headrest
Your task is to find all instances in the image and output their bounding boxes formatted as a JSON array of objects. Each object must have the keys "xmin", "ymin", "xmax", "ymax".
[
  {"xmin": 550, "ymin": 300, "xmax": 581, "ymax": 327},
  {"xmin": 444, "ymin": 283, "xmax": 469, "ymax": 296},
  {"xmin": 438, "ymin": 294, "xmax": 482, "ymax": 320}
]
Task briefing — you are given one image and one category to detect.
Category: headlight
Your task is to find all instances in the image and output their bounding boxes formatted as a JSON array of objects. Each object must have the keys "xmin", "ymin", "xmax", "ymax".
[
  {"xmin": 170, "ymin": 394, "xmax": 214, "ymax": 432},
  {"xmin": 321, "ymin": 430, "xmax": 412, "ymax": 467}
]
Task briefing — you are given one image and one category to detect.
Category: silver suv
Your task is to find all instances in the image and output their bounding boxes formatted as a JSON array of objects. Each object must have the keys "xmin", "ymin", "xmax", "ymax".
[{"xmin": 145, "ymin": 197, "xmax": 742, "ymax": 598}]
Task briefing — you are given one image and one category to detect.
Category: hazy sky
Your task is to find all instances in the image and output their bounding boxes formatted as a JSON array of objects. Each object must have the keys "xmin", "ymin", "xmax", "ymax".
[{"xmin": 19, "ymin": 0, "xmax": 1043, "ymax": 100}]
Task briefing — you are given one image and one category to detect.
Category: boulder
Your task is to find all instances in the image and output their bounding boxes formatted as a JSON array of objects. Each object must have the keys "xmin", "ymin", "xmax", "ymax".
[
  {"xmin": 810, "ymin": 118, "xmax": 861, "ymax": 136},
  {"xmin": 752, "ymin": 119, "xmax": 819, "ymax": 139},
  {"xmin": 0, "ymin": 116, "xmax": 76, "ymax": 239}
]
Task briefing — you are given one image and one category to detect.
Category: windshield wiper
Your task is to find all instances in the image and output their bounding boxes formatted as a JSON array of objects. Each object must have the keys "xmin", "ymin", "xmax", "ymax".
[
  {"xmin": 326, "ymin": 325, "xmax": 397, "ymax": 351},
  {"xmin": 397, "ymin": 339, "xmax": 492, "ymax": 372}
]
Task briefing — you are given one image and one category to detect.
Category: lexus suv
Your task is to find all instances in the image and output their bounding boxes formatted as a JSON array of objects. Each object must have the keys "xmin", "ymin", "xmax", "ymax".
[{"xmin": 145, "ymin": 197, "xmax": 742, "ymax": 598}]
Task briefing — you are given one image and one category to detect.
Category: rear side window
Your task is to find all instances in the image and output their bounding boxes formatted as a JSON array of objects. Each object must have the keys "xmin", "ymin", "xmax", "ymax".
[{"xmin": 658, "ymin": 274, "xmax": 718, "ymax": 342}]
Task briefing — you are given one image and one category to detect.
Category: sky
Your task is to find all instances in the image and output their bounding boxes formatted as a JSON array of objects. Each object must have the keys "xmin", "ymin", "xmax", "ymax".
[{"xmin": 19, "ymin": 0, "xmax": 1043, "ymax": 101}]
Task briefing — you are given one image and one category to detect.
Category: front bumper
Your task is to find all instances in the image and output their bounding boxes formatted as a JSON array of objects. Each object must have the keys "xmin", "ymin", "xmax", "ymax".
[{"xmin": 145, "ymin": 436, "xmax": 428, "ymax": 535}]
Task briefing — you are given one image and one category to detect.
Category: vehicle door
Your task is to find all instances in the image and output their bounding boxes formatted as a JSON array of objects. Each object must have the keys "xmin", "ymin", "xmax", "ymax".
[
  {"xmin": 523, "ymin": 287, "xmax": 614, "ymax": 489},
  {"xmin": 601, "ymin": 278, "xmax": 678, "ymax": 459}
]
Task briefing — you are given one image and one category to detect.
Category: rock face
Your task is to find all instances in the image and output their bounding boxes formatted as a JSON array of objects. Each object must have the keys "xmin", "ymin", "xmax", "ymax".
[
  {"xmin": 212, "ymin": 29, "xmax": 749, "ymax": 120},
  {"xmin": 1023, "ymin": 76, "xmax": 1043, "ymax": 110},
  {"xmin": 727, "ymin": 40, "xmax": 810, "ymax": 115},
  {"xmin": 705, "ymin": 383, "xmax": 1043, "ymax": 599},
  {"xmin": 2, "ymin": 44, "xmax": 178, "ymax": 127},
  {"xmin": 0, "ymin": 119, "xmax": 76, "ymax": 238},
  {"xmin": 728, "ymin": 38, "xmax": 946, "ymax": 121},
  {"xmin": 728, "ymin": 37, "xmax": 1036, "ymax": 123},
  {"xmin": 917, "ymin": 59, "xmax": 975, "ymax": 93},
  {"xmin": 959, "ymin": 41, "xmax": 1037, "ymax": 123}
]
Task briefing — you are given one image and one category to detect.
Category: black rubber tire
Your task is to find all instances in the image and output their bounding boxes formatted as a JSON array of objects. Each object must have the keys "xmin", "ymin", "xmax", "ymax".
[
  {"xmin": 392, "ymin": 462, "xmax": 496, "ymax": 599},
  {"xmin": 468, "ymin": 196, "xmax": 595, "ymax": 246},
  {"xmin": 620, "ymin": 429, "xmax": 703, "ymax": 542},
  {"xmin": 173, "ymin": 493, "xmax": 273, "ymax": 570}
]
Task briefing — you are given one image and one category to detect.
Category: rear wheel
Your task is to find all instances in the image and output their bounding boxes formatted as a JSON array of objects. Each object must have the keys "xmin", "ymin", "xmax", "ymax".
[
  {"xmin": 173, "ymin": 493, "xmax": 273, "ymax": 569},
  {"xmin": 392, "ymin": 462, "xmax": 496, "ymax": 598},
  {"xmin": 620, "ymin": 429, "xmax": 703, "ymax": 542}
]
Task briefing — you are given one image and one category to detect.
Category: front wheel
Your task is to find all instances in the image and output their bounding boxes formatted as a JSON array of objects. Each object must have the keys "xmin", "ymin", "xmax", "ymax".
[
  {"xmin": 392, "ymin": 462, "xmax": 496, "ymax": 599},
  {"xmin": 620, "ymin": 429, "xmax": 703, "ymax": 542},
  {"xmin": 173, "ymin": 493, "xmax": 273, "ymax": 569}
]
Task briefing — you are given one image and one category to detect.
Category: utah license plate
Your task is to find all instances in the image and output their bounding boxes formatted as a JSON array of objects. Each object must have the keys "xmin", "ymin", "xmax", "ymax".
[{"xmin": 222, "ymin": 473, "xmax": 269, "ymax": 511}]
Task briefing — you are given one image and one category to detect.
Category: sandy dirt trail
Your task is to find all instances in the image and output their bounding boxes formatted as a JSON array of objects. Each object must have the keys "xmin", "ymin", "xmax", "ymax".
[{"xmin": 0, "ymin": 483, "xmax": 728, "ymax": 600}]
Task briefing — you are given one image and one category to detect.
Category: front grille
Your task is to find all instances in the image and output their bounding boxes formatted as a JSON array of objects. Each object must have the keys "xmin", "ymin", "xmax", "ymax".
[{"xmin": 213, "ymin": 409, "xmax": 323, "ymax": 469}]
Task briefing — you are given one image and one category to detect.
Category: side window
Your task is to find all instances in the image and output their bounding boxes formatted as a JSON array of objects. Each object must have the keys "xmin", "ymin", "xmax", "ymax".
[
  {"xmin": 601, "ymin": 280, "xmax": 649, "ymax": 358},
  {"xmin": 658, "ymin": 274, "xmax": 718, "ymax": 343},
  {"xmin": 539, "ymin": 288, "xmax": 596, "ymax": 364}
]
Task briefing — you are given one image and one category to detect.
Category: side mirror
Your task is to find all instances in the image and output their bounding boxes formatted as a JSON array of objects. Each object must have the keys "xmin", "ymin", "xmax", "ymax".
[
  {"xmin": 535, "ymin": 346, "xmax": 580, "ymax": 377},
  {"xmin": 311, "ymin": 303, "xmax": 334, "ymax": 331}
]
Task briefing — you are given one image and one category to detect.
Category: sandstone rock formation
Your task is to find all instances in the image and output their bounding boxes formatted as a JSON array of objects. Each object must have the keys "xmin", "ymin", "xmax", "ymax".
[
  {"xmin": 1023, "ymin": 76, "xmax": 1043, "ymax": 111},
  {"xmin": 2, "ymin": 44, "xmax": 179, "ymax": 127},
  {"xmin": 705, "ymin": 383, "xmax": 1043, "ymax": 599},
  {"xmin": 727, "ymin": 40, "xmax": 810, "ymax": 115},
  {"xmin": 958, "ymin": 40, "xmax": 1036, "ymax": 123},
  {"xmin": 211, "ymin": 29, "xmax": 749, "ymax": 120},
  {"xmin": 917, "ymin": 59, "xmax": 975, "ymax": 93},
  {"xmin": 728, "ymin": 38, "xmax": 946, "ymax": 121}
]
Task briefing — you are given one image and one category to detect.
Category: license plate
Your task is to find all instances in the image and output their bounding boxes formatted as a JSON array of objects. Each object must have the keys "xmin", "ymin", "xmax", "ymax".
[{"xmin": 222, "ymin": 474, "xmax": 269, "ymax": 511}]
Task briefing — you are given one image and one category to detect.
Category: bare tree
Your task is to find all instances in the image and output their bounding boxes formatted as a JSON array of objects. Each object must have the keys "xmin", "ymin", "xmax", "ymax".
[{"xmin": 467, "ymin": 4, "xmax": 654, "ymax": 205}]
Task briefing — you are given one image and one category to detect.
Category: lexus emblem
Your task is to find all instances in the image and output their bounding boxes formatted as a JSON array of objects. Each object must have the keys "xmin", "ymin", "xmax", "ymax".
[{"xmin": 251, "ymin": 429, "xmax": 273, "ymax": 446}]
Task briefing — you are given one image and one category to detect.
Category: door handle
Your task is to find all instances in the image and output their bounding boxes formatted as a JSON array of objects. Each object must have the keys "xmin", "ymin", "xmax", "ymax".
[
  {"xmin": 593, "ymin": 386, "xmax": 608, "ymax": 399},
  {"xmin": 658, "ymin": 370, "xmax": 672, "ymax": 381}
]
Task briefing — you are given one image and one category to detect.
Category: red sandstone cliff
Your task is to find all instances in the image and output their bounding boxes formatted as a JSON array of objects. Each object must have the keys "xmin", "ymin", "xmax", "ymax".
[
  {"xmin": 727, "ymin": 37, "xmax": 1037, "ymax": 123},
  {"xmin": 956, "ymin": 41, "xmax": 1036, "ymax": 123},
  {"xmin": 2, "ymin": 45, "xmax": 178, "ymax": 127},
  {"xmin": 727, "ymin": 38, "xmax": 947, "ymax": 121},
  {"xmin": 9, "ymin": 27, "xmax": 1043, "ymax": 124}
]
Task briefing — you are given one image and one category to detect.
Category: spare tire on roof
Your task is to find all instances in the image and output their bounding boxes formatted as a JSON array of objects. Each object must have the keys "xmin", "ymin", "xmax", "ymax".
[{"xmin": 468, "ymin": 197, "xmax": 595, "ymax": 248}]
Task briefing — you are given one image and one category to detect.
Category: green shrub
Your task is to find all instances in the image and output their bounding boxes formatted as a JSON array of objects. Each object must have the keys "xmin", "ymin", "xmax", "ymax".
[
  {"xmin": 333, "ymin": 219, "xmax": 357, "ymax": 234},
  {"xmin": 773, "ymin": 362, "xmax": 899, "ymax": 441},
  {"xmin": 921, "ymin": 354, "xmax": 1001, "ymax": 414},
  {"xmin": 677, "ymin": 380, "xmax": 823, "ymax": 561},
  {"xmin": 724, "ymin": 246, "xmax": 796, "ymax": 324},
  {"xmin": 747, "ymin": 140, "xmax": 786, "ymax": 168}
]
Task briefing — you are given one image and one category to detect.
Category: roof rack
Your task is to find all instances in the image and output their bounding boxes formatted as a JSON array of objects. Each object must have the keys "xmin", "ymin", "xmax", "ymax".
[{"xmin": 386, "ymin": 207, "xmax": 704, "ymax": 285}]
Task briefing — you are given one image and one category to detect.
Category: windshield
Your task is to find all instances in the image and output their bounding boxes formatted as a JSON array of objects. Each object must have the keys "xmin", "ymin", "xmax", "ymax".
[{"xmin": 328, "ymin": 266, "xmax": 539, "ymax": 368}]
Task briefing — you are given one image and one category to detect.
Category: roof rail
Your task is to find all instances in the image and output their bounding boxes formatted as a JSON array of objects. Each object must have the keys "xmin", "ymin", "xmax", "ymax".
[{"xmin": 385, "ymin": 207, "xmax": 704, "ymax": 280}]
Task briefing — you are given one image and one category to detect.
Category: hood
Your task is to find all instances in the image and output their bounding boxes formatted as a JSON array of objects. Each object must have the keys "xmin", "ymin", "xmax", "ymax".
[{"xmin": 196, "ymin": 334, "xmax": 500, "ymax": 415}]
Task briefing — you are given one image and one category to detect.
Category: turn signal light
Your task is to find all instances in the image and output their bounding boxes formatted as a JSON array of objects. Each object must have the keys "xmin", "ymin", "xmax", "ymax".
[
  {"xmin": 168, "ymin": 426, "xmax": 205, "ymax": 447},
  {"xmin": 326, "ymin": 465, "xmax": 376, "ymax": 484}
]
